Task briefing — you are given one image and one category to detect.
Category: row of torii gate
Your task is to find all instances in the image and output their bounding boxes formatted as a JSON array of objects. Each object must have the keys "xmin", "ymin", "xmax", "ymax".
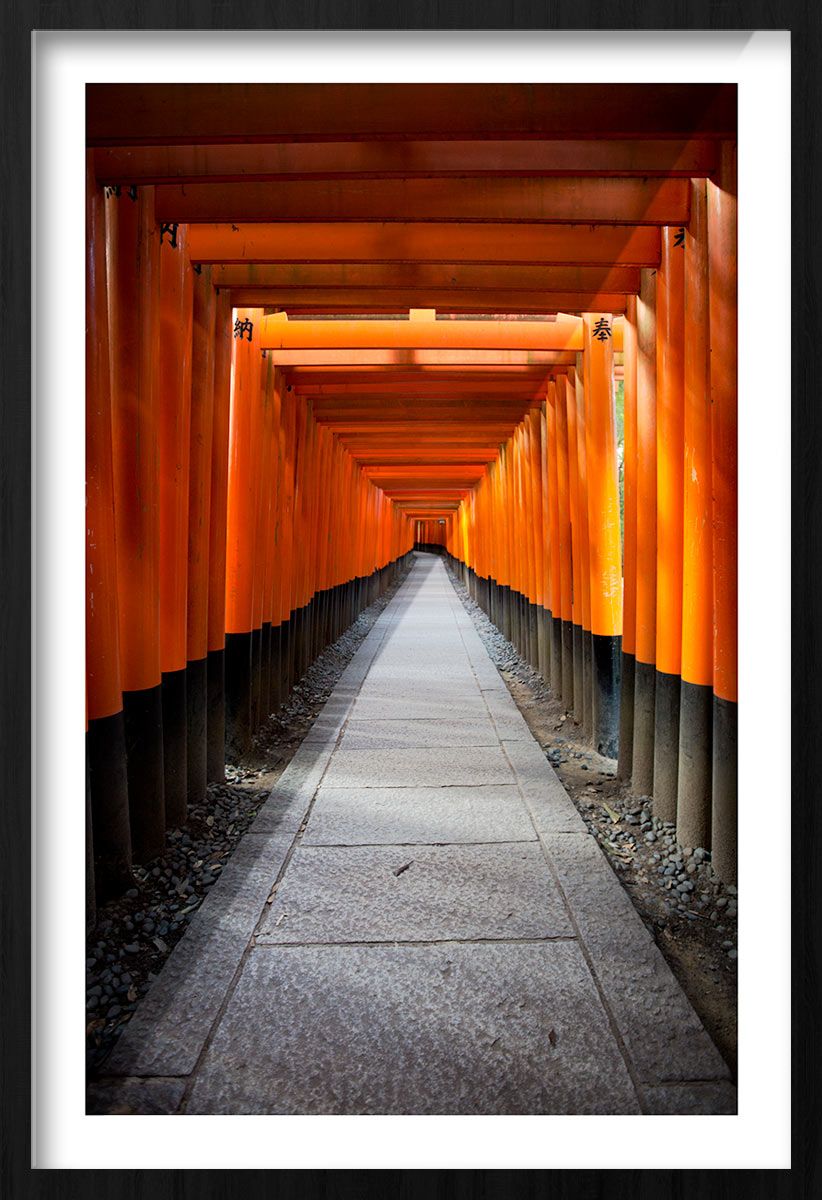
[{"xmin": 85, "ymin": 84, "xmax": 737, "ymax": 915}]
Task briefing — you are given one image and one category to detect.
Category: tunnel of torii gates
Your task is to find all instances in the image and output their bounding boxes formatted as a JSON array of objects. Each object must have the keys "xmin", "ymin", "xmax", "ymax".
[{"xmin": 85, "ymin": 83, "xmax": 737, "ymax": 919}]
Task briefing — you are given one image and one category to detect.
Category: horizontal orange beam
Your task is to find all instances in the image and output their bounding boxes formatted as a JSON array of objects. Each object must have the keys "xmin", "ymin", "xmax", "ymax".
[
  {"xmin": 157, "ymin": 177, "xmax": 689, "ymax": 225},
  {"xmin": 213, "ymin": 262, "xmax": 640, "ymax": 292},
  {"xmin": 301, "ymin": 379, "xmax": 545, "ymax": 396},
  {"xmin": 95, "ymin": 139, "xmax": 717, "ymax": 184},
  {"xmin": 232, "ymin": 289, "xmax": 629, "ymax": 314},
  {"xmin": 286, "ymin": 366, "xmax": 567, "ymax": 380},
  {"xmin": 189, "ymin": 222, "xmax": 660, "ymax": 266},
  {"xmin": 267, "ymin": 349, "xmax": 578, "ymax": 367},
  {"xmin": 87, "ymin": 84, "xmax": 736, "ymax": 144},
  {"xmin": 260, "ymin": 316, "xmax": 584, "ymax": 352}
]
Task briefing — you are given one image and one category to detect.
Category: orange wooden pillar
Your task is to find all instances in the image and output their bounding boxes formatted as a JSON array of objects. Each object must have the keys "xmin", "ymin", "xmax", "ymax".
[
  {"xmin": 632, "ymin": 268, "xmax": 658, "ymax": 794},
  {"xmin": 224, "ymin": 307, "xmax": 263, "ymax": 757},
  {"xmin": 653, "ymin": 228, "xmax": 686, "ymax": 819},
  {"xmin": 708, "ymin": 143, "xmax": 738, "ymax": 883},
  {"xmin": 158, "ymin": 221, "xmax": 193, "ymax": 825},
  {"xmin": 261, "ymin": 363, "xmax": 285, "ymax": 714},
  {"xmin": 618, "ymin": 295, "xmax": 639, "ymax": 779},
  {"xmin": 498, "ymin": 441, "xmax": 514, "ymax": 642},
  {"xmin": 574, "ymin": 360, "xmax": 594, "ymax": 739},
  {"xmin": 566, "ymin": 367, "xmax": 585, "ymax": 724},
  {"xmin": 86, "ymin": 161, "xmax": 132, "ymax": 895},
  {"xmin": 521, "ymin": 417, "xmax": 537, "ymax": 666},
  {"xmin": 249, "ymin": 350, "xmax": 275, "ymax": 730},
  {"xmin": 556, "ymin": 376, "xmax": 575, "ymax": 710},
  {"xmin": 545, "ymin": 383, "xmax": 564, "ymax": 697},
  {"xmin": 527, "ymin": 408, "xmax": 547, "ymax": 678},
  {"xmin": 106, "ymin": 183, "xmax": 165, "ymax": 862},
  {"xmin": 277, "ymin": 386, "xmax": 298, "ymax": 695},
  {"xmin": 538, "ymin": 401, "xmax": 552, "ymax": 684},
  {"xmin": 187, "ymin": 266, "xmax": 216, "ymax": 798},
  {"xmin": 583, "ymin": 312, "xmax": 623, "ymax": 757},
  {"xmin": 677, "ymin": 180, "xmax": 714, "ymax": 850},
  {"xmin": 206, "ymin": 289, "xmax": 233, "ymax": 781}
]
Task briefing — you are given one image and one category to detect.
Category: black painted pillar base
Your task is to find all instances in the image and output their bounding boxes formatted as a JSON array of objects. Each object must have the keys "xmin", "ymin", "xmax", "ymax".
[
  {"xmin": 161, "ymin": 667, "xmax": 187, "ymax": 828},
  {"xmin": 632, "ymin": 658, "xmax": 656, "ymax": 795},
  {"xmin": 260, "ymin": 622, "xmax": 272, "ymax": 721},
  {"xmin": 501, "ymin": 585, "xmax": 512, "ymax": 642},
  {"xmin": 224, "ymin": 631, "xmax": 252, "ymax": 762},
  {"xmin": 122, "ymin": 684, "xmax": 165, "ymax": 863},
  {"xmin": 572, "ymin": 623, "xmax": 585, "ymax": 726},
  {"xmin": 676, "ymin": 679, "xmax": 713, "ymax": 850},
  {"xmin": 550, "ymin": 614, "xmax": 563, "ymax": 699},
  {"xmin": 250, "ymin": 626, "xmax": 263, "ymax": 734},
  {"xmin": 268, "ymin": 624, "xmax": 283, "ymax": 712},
  {"xmin": 86, "ymin": 758, "xmax": 96, "ymax": 929},
  {"xmin": 206, "ymin": 648, "xmax": 225, "ymax": 783},
  {"xmin": 527, "ymin": 601, "xmax": 538, "ymax": 669},
  {"xmin": 618, "ymin": 651, "xmax": 636, "ymax": 780},
  {"xmin": 591, "ymin": 633, "xmax": 621, "ymax": 759},
  {"xmin": 653, "ymin": 669, "xmax": 681, "ymax": 823},
  {"xmin": 711, "ymin": 695, "xmax": 737, "ymax": 884},
  {"xmin": 186, "ymin": 655, "xmax": 208, "ymax": 809},
  {"xmin": 537, "ymin": 605, "xmax": 549, "ymax": 682},
  {"xmin": 561, "ymin": 619, "xmax": 575, "ymax": 711},
  {"xmin": 582, "ymin": 630, "xmax": 594, "ymax": 741},
  {"xmin": 86, "ymin": 711, "xmax": 132, "ymax": 898}
]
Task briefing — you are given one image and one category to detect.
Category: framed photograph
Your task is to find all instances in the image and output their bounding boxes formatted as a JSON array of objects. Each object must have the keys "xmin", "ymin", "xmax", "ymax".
[{"xmin": 3, "ymin": 6, "xmax": 816, "ymax": 1196}]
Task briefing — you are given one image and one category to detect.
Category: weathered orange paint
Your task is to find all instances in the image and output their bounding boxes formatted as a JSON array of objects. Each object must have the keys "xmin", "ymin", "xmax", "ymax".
[
  {"xmin": 708, "ymin": 145, "xmax": 738, "ymax": 705},
  {"xmin": 225, "ymin": 308, "xmax": 264, "ymax": 635},
  {"xmin": 555, "ymin": 376, "xmax": 573, "ymax": 624},
  {"xmin": 635, "ymin": 270, "xmax": 658, "ymax": 666},
  {"xmin": 260, "ymin": 315, "xmax": 584, "ymax": 353},
  {"xmin": 188, "ymin": 222, "xmax": 661, "ymax": 269},
  {"xmin": 187, "ymin": 267, "xmax": 216, "ymax": 662},
  {"xmin": 622, "ymin": 295, "xmax": 638, "ymax": 659},
  {"xmin": 207, "ymin": 289, "xmax": 233, "ymax": 654},
  {"xmin": 158, "ymin": 222, "xmax": 193, "ymax": 675},
  {"xmin": 655, "ymin": 229, "xmax": 686, "ymax": 675},
  {"xmin": 582, "ymin": 314, "xmax": 622, "ymax": 639},
  {"xmin": 86, "ymin": 160, "xmax": 123, "ymax": 721},
  {"xmin": 106, "ymin": 184, "xmax": 162, "ymax": 694},
  {"xmin": 682, "ymin": 181, "xmax": 713, "ymax": 688}
]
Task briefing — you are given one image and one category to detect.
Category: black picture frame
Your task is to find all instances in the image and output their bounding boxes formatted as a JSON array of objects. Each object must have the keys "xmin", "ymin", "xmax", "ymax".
[{"xmin": 3, "ymin": 5, "xmax": 817, "ymax": 1196}]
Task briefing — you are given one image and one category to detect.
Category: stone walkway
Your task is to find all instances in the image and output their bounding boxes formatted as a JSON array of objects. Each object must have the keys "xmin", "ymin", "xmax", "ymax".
[{"xmin": 90, "ymin": 553, "xmax": 735, "ymax": 1115}]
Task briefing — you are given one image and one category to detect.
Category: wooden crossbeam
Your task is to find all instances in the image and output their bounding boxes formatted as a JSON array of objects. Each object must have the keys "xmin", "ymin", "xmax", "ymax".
[
  {"xmin": 156, "ymin": 176, "xmax": 689, "ymax": 225},
  {"xmin": 188, "ymin": 222, "xmax": 660, "ymax": 266},
  {"xmin": 87, "ymin": 84, "xmax": 736, "ymax": 144},
  {"xmin": 94, "ymin": 138, "xmax": 717, "ymax": 183}
]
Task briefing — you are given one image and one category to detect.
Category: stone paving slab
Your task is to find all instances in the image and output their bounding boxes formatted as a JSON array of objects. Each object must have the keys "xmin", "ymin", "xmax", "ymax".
[
  {"xmin": 640, "ymin": 1082, "xmax": 737, "ymax": 1115},
  {"xmin": 502, "ymin": 737, "xmax": 590, "ymax": 834},
  {"xmin": 86, "ymin": 1077, "xmax": 186, "ymax": 1115},
  {"xmin": 302, "ymin": 784, "xmax": 537, "ymax": 845},
  {"xmin": 483, "ymin": 689, "xmax": 535, "ymax": 740},
  {"xmin": 339, "ymin": 717, "xmax": 499, "ymax": 750},
  {"xmin": 250, "ymin": 742, "xmax": 334, "ymax": 833},
  {"xmin": 106, "ymin": 829, "xmax": 296, "ymax": 1077},
  {"xmin": 256, "ymin": 843, "xmax": 570, "ymax": 943},
  {"xmin": 321, "ymin": 745, "xmax": 517, "ymax": 789},
  {"xmin": 184, "ymin": 942, "xmax": 642, "ymax": 1114},
  {"xmin": 544, "ymin": 832, "xmax": 731, "ymax": 1084},
  {"xmin": 350, "ymin": 694, "xmax": 490, "ymax": 721}
]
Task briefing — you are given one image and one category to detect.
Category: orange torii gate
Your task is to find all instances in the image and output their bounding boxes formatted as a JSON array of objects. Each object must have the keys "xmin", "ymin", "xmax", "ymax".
[{"xmin": 84, "ymin": 82, "xmax": 738, "ymax": 923}]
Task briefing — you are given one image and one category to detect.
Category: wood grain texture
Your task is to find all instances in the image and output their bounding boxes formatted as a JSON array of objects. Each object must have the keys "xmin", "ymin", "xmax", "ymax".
[{"xmin": 3, "ymin": 3, "xmax": 817, "ymax": 1197}]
